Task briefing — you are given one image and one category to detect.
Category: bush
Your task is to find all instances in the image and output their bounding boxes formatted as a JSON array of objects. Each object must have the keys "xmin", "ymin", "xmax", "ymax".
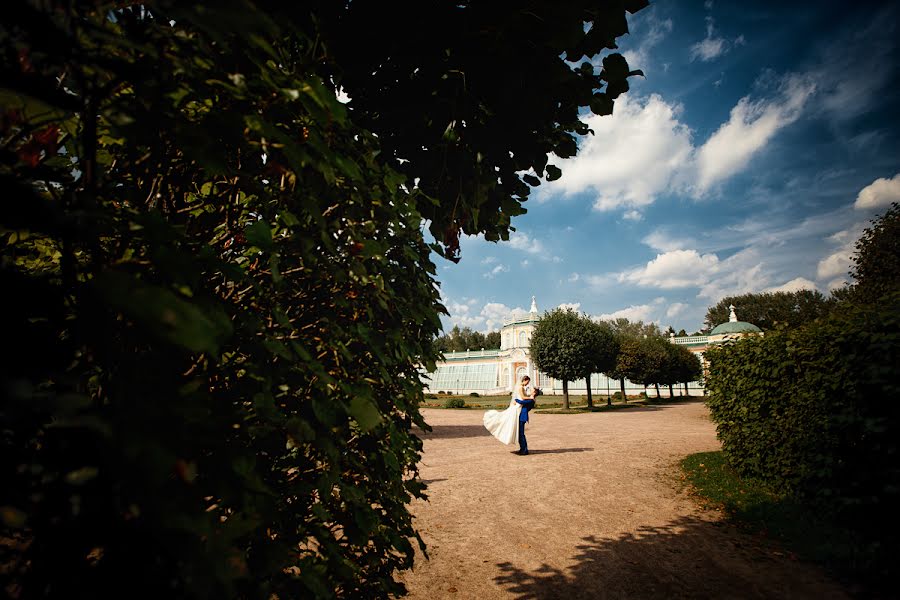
[
  {"xmin": 443, "ymin": 398, "xmax": 466, "ymax": 409},
  {"xmin": 468, "ymin": 392, "xmax": 480, "ymax": 397},
  {"xmin": 612, "ymin": 391, "xmax": 624, "ymax": 400},
  {"xmin": 437, "ymin": 391, "xmax": 446, "ymax": 395},
  {"xmin": 705, "ymin": 295, "xmax": 900, "ymax": 579},
  {"xmin": 425, "ymin": 393, "xmax": 438, "ymax": 399}
]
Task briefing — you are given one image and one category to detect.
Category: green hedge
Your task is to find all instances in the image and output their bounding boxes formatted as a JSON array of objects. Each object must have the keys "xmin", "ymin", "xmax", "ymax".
[{"xmin": 705, "ymin": 295, "xmax": 900, "ymax": 574}]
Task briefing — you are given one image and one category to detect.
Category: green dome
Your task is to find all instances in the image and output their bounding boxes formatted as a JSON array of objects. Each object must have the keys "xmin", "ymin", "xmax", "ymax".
[{"xmin": 710, "ymin": 321, "xmax": 762, "ymax": 335}]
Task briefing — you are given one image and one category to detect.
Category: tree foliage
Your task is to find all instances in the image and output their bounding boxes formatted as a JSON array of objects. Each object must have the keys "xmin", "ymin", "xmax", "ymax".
[
  {"xmin": 704, "ymin": 290, "xmax": 834, "ymax": 332},
  {"xmin": 0, "ymin": 1, "xmax": 646, "ymax": 597},
  {"xmin": 584, "ymin": 320, "xmax": 619, "ymax": 407},
  {"xmin": 530, "ymin": 309, "xmax": 593, "ymax": 409},
  {"xmin": 433, "ymin": 326, "xmax": 500, "ymax": 353},
  {"xmin": 848, "ymin": 202, "xmax": 900, "ymax": 304}
]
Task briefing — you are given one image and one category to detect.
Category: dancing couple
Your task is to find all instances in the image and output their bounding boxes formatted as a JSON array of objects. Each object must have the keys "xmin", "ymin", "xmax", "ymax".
[{"xmin": 483, "ymin": 375, "xmax": 540, "ymax": 455}]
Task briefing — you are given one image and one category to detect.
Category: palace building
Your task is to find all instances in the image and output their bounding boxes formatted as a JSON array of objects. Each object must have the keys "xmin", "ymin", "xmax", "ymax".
[{"xmin": 423, "ymin": 299, "xmax": 760, "ymax": 396}]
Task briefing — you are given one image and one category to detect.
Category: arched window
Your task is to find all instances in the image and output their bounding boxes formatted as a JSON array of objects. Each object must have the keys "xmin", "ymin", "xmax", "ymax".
[{"xmin": 519, "ymin": 332, "xmax": 527, "ymax": 347}]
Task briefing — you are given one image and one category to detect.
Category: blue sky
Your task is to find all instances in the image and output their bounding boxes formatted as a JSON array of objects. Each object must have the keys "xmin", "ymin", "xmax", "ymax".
[{"xmin": 435, "ymin": 0, "xmax": 900, "ymax": 334}]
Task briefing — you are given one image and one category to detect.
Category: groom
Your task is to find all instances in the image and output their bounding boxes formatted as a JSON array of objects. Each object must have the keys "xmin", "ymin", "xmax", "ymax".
[{"xmin": 515, "ymin": 377, "xmax": 539, "ymax": 455}]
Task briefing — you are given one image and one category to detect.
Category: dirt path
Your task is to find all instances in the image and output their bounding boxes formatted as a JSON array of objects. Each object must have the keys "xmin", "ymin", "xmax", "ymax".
[{"xmin": 398, "ymin": 400, "xmax": 848, "ymax": 599}]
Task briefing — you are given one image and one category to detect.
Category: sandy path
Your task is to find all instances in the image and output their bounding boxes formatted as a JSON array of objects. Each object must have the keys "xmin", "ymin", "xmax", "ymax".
[{"xmin": 398, "ymin": 400, "xmax": 848, "ymax": 599}]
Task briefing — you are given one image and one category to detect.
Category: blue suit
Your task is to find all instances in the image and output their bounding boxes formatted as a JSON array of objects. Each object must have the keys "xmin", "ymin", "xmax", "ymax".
[{"xmin": 515, "ymin": 398, "xmax": 535, "ymax": 454}]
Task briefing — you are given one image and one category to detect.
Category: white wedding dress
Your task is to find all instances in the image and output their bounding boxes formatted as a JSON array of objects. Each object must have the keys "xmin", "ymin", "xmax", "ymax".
[{"xmin": 483, "ymin": 395, "xmax": 523, "ymax": 445}]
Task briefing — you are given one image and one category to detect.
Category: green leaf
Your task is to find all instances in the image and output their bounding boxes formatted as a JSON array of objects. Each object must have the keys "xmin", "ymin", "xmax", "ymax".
[
  {"xmin": 245, "ymin": 219, "xmax": 273, "ymax": 250},
  {"xmin": 349, "ymin": 396, "xmax": 382, "ymax": 431},
  {"xmin": 93, "ymin": 271, "xmax": 232, "ymax": 356},
  {"xmin": 545, "ymin": 165, "xmax": 562, "ymax": 181},
  {"xmin": 590, "ymin": 94, "xmax": 614, "ymax": 116}
]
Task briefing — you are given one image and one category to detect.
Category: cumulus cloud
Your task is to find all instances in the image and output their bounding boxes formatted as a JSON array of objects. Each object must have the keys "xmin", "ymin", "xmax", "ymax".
[
  {"xmin": 817, "ymin": 249, "xmax": 852, "ymax": 281},
  {"xmin": 854, "ymin": 173, "xmax": 900, "ymax": 210},
  {"xmin": 666, "ymin": 303, "xmax": 688, "ymax": 318},
  {"xmin": 552, "ymin": 94, "xmax": 693, "ymax": 212},
  {"xmin": 444, "ymin": 300, "xmax": 531, "ymax": 332},
  {"xmin": 600, "ymin": 245, "xmax": 778, "ymax": 303},
  {"xmin": 618, "ymin": 250, "xmax": 720, "ymax": 289},
  {"xmin": 765, "ymin": 277, "xmax": 818, "ymax": 293},
  {"xmin": 596, "ymin": 303, "xmax": 660, "ymax": 323},
  {"xmin": 694, "ymin": 75, "xmax": 816, "ymax": 193}
]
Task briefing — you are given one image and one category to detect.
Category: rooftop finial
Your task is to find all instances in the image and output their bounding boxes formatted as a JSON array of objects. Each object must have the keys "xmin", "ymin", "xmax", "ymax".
[
  {"xmin": 728, "ymin": 304, "xmax": 738, "ymax": 322},
  {"xmin": 530, "ymin": 295, "xmax": 538, "ymax": 313}
]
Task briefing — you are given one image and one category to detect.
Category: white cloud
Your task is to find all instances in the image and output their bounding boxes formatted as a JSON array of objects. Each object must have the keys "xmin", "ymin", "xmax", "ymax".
[
  {"xmin": 597, "ymin": 303, "xmax": 660, "ymax": 323},
  {"xmin": 506, "ymin": 230, "xmax": 546, "ymax": 254},
  {"xmin": 483, "ymin": 264, "xmax": 509, "ymax": 279},
  {"xmin": 689, "ymin": 17, "xmax": 734, "ymax": 62},
  {"xmin": 623, "ymin": 210, "xmax": 643, "ymax": 221},
  {"xmin": 666, "ymin": 303, "xmax": 688, "ymax": 318},
  {"xmin": 694, "ymin": 75, "xmax": 816, "ymax": 193},
  {"xmin": 642, "ymin": 229, "xmax": 688, "ymax": 252},
  {"xmin": 765, "ymin": 277, "xmax": 818, "ymax": 293},
  {"xmin": 568, "ymin": 273, "xmax": 580, "ymax": 283},
  {"xmin": 558, "ymin": 302, "xmax": 581, "ymax": 312},
  {"xmin": 817, "ymin": 249, "xmax": 852, "ymax": 280},
  {"xmin": 481, "ymin": 256, "xmax": 498, "ymax": 265},
  {"xmin": 444, "ymin": 300, "xmax": 531, "ymax": 332},
  {"xmin": 854, "ymin": 173, "xmax": 900, "ymax": 210},
  {"xmin": 827, "ymin": 277, "xmax": 850, "ymax": 291},
  {"xmin": 552, "ymin": 94, "xmax": 693, "ymax": 212},
  {"xmin": 619, "ymin": 250, "xmax": 720, "ymax": 289}
]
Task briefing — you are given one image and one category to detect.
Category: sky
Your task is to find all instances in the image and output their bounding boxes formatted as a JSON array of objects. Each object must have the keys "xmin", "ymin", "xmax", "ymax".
[{"xmin": 434, "ymin": 0, "xmax": 900, "ymax": 335}]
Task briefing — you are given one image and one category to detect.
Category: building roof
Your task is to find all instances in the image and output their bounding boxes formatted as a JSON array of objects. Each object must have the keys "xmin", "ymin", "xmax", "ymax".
[{"xmin": 710, "ymin": 304, "xmax": 762, "ymax": 335}]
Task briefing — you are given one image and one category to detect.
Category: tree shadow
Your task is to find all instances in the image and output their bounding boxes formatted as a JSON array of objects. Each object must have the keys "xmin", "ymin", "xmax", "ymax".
[
  {"xmin": 494, "ymin": 515, "xmax": 847, "ymax": 599},
  {"xmin": 417, "ymin": 424, "xmax": 490, "ymax": 439},
  {"xmin": 525, "ymin": 448, "xmax": 593, "ymax": 455}
]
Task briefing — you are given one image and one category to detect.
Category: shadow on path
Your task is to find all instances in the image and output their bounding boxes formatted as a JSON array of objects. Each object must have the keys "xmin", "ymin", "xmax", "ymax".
[
  {"xmin": 518, "ymin": 448, "xmax": 594, "ymax": 455},
  {"xmin": 494, "ymin": 515, "xmax": 847, "ymax": 600},
  {"xmin": 417, "ymin": 424, "xmax": 489, "ymax": 439}
]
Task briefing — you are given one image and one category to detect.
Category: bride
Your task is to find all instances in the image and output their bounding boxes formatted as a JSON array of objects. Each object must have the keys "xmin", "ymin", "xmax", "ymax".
[{"xmin": 483, "ymin": 375, "xmax": 537, "ymax": 445}]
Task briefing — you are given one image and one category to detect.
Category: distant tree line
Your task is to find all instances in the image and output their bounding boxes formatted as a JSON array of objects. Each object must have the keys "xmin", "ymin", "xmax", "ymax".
[
  {"xmin": 529, "ymin": 311, "xmax": 702, "ymax": 410},
  {"xmin": 433, "ymin": 325, "xmax": 501, "ymax": 353}
]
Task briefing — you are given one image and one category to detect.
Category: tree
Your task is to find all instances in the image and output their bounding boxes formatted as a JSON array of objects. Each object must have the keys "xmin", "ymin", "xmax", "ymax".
[
  {"xmin": 530, "ymin": 309, "xmax": 594, "ymax": 409},
  {"xmin": 434, "ymin": 326, "xmax": 499, "ymax": 352},
  {"xmin": 603, "ymin": 319, "xmax": 662, "ymax": 400},
  {"xmin": 620, "ymin": 337, "xmax": 671, "ymax": 398},
  {"xmin": 585, "ymin": 321, "xmax": 619, "ymax": 407},
  {"xmin": 1, "ymin": 2, "xmax": 647, "ymax": 596},
  {"xmin": 704, "ymin": 290, "xmax": 833, "ymax": 331},
  {"xmin": 849, "ymin": 203, "xmax": 900, "ymax": 304},
  {"xmin": 485, "ymin": 330, "xmax": 501, "ymax": 350},
  {"xmin": 671, "ymin": 345, "xmax": 702, "ymax": 397}
]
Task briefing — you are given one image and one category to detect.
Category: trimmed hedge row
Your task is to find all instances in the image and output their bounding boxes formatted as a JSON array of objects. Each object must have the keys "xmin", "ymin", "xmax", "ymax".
[{"xmin": 705, "ymin": 295, "xmax": 900, "ymax": 570}]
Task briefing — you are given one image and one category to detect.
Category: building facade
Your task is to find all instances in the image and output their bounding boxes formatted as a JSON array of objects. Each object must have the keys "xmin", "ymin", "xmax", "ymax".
[{"xmin": 423, "ymin": 300, "xmax": 759, "ymax": 396}]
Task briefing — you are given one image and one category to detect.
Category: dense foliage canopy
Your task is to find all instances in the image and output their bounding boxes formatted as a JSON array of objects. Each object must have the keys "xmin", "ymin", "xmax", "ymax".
[
  {"xmin": 433, "ymin": 326, "xmax": 501, "ymax": 353},
  {"xmin": 849, "ymin": 202, "xmax": 900, "ymax": 304},
  {"xmin": 703, "ymin": 290, "xmax": 834, "ymax": 332},
  {"xmin": 0, "ymin": 1, "xmax": 647, "ymax": 597},
  {"xmin": 530, "ymin": 308, "xmax": 594, "ymax": 409}
]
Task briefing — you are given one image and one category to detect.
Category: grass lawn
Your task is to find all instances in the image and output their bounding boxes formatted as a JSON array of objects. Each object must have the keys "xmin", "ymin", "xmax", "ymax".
[{"xmin": 681, "ymin": 451, "xmax": 875, "ymax": 592}]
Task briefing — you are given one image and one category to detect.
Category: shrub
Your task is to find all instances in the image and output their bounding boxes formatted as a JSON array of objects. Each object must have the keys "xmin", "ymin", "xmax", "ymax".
[
  {"xmin": 468, "ymin": 392, "xmax": 480, "ymax": 397},
  {"xmin": 425, "ymin": 393, "xmax": 438, "ymax": 399},
  {"xmin": 705, "ymin": 295, "xmax": 900, "ymax": 578},
  {"xmin": 612, "ymin": 391, "xmax": 624, "ymax": 400},
  {"xmin": 437, "ymin": 391, "xmax": 446, "ymax": 395},
  {"xmin": 443, "ymin": 398, "xmax": 466, "ymax": 409}
]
